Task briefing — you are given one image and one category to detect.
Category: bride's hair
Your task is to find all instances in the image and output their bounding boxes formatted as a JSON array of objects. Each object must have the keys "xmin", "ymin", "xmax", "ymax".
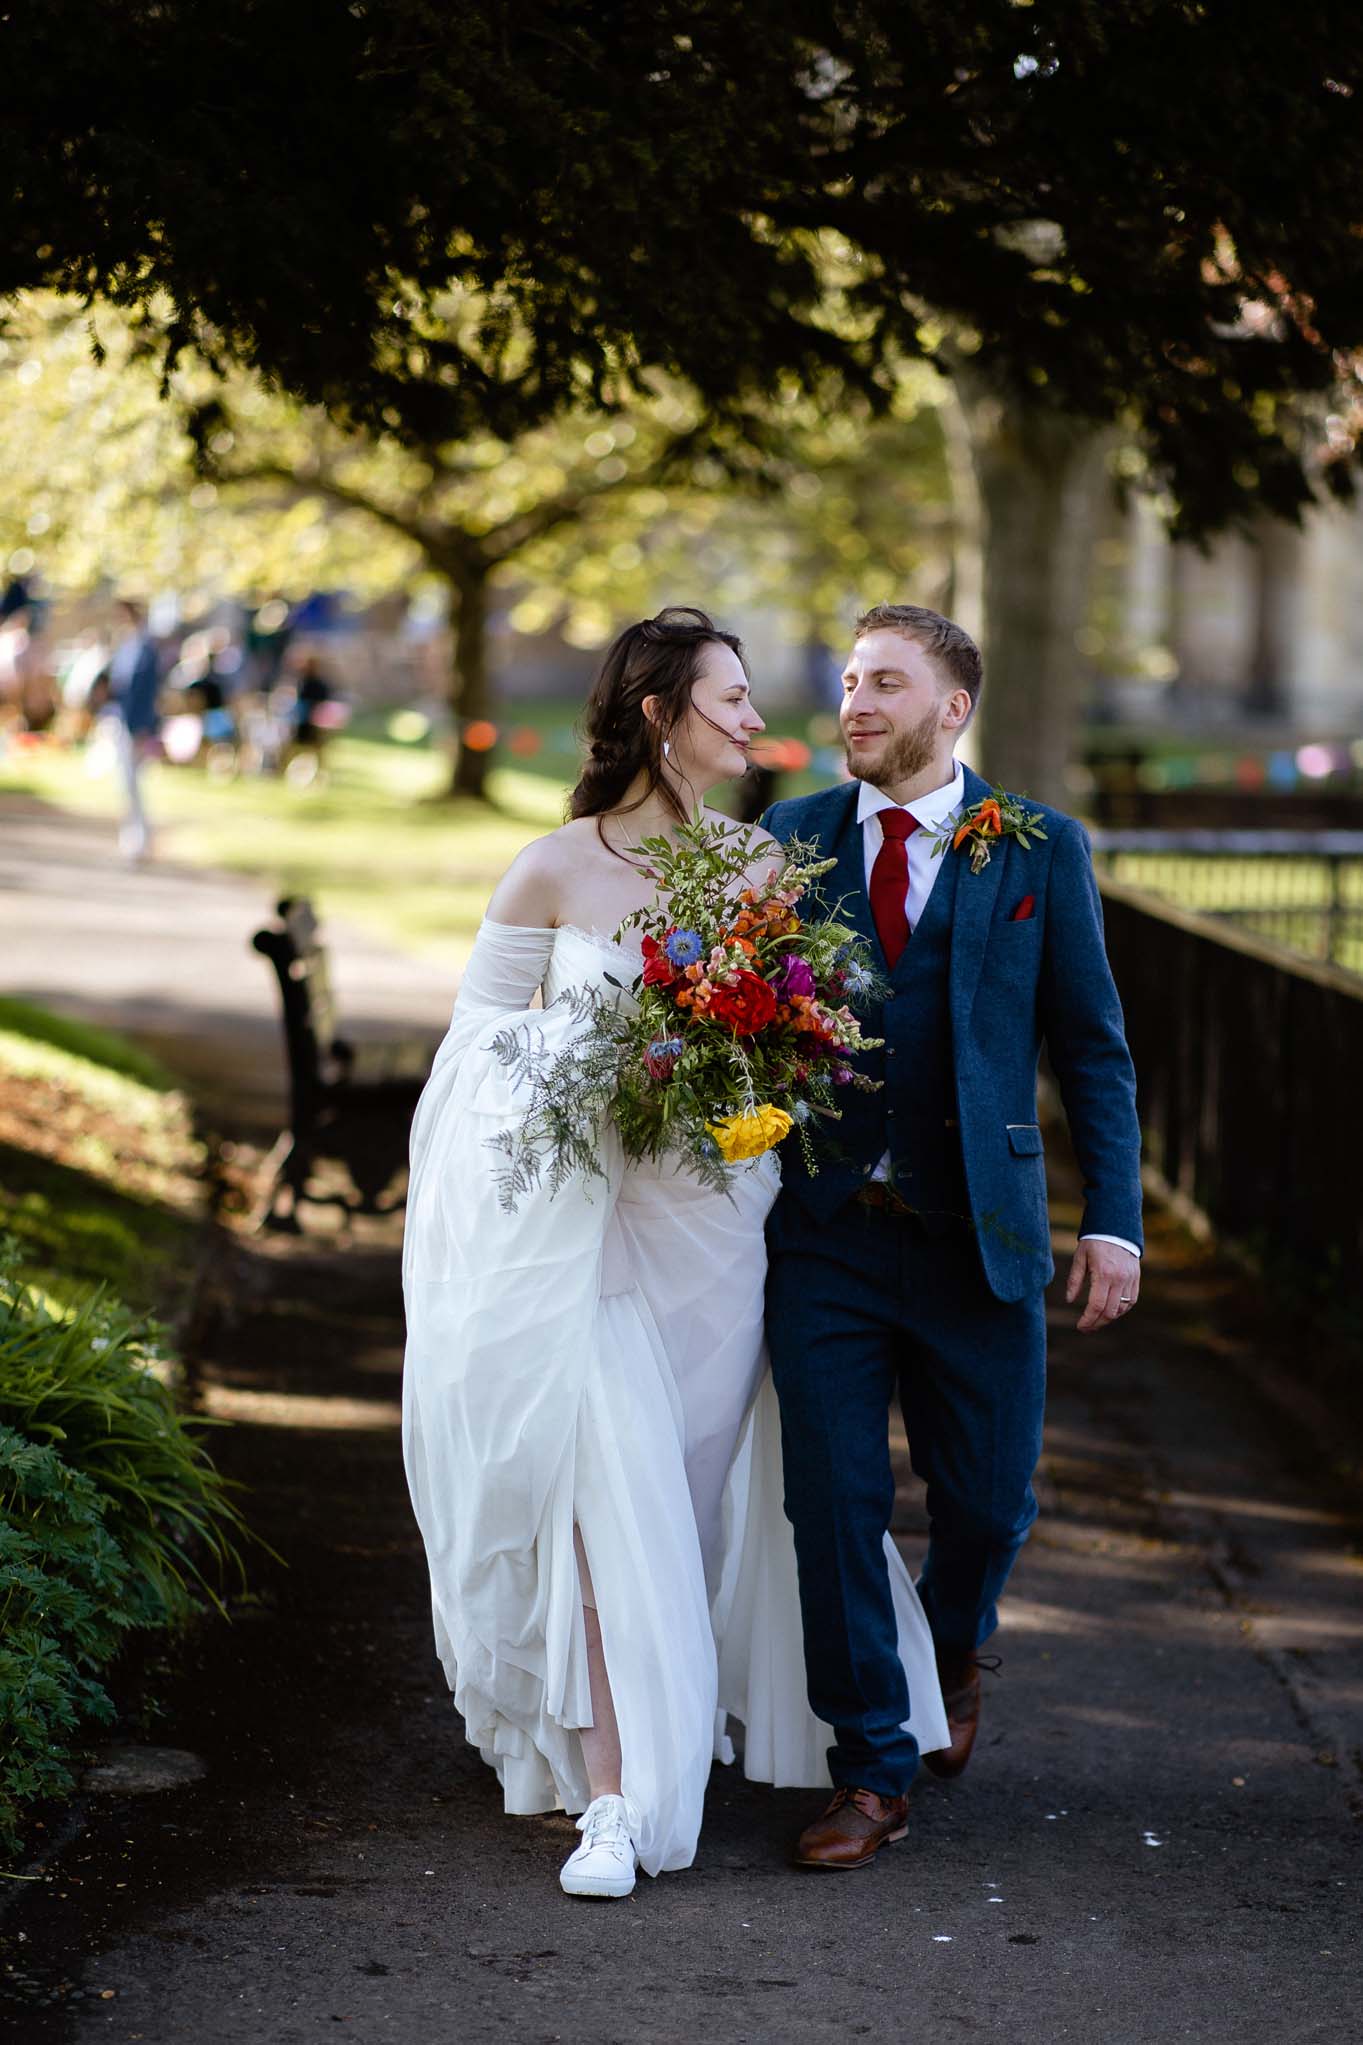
[{"xmin": 569, "ymin": 605, "xmax": 747, "ymax": 837}]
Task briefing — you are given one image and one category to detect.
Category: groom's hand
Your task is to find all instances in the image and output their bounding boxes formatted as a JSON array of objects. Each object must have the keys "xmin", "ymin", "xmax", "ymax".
[{"xmin": 1066, "ymin": 1240, "xmax": 1141, "ymax": 1332}]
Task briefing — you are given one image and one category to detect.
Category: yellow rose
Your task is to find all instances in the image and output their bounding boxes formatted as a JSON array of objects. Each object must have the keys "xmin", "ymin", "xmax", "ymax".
[{"xmin": 706, "ymin": 1104, "xmax": 794, "ymax": 1162}]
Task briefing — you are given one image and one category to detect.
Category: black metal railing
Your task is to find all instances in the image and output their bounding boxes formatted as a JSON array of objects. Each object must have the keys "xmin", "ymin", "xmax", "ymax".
[
  {"xmin": 1092, "ymin": 830, "xmax": 1363, "ymax": 976},
  {"xmin": 1098, "ymin": 874, "xmax": 1363, "ymax": 1280}
]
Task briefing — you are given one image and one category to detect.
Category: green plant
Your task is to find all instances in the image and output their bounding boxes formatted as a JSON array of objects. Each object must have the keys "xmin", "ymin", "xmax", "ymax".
[
  {"xmin": 0, "ymin": 1242, "xmax": 255, "ymax": 1860},
  {"xmin": 0, "ymin": 1245, "xmax": 249, "ymax": 1622},
  {"xmin": 0, "ymin": 1426, "xmax": 135, "ymax": 1856}
]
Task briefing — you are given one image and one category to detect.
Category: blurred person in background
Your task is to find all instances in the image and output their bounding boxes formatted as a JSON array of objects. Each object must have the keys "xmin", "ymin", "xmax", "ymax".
[
  {"xmin": 105, "ymin": 597, "xmax": 162, "ymax": 860},
  {"xmin": 0, "ymin": 579, "xmax": 58, "ymax": 736},
  {"xmin": 293, "ymin": 650, "xmax": 336, "ymax": 743},
  {"xmin": 282, "ymin": 649, "xmax": 347, "ymax": 783},
  {"xmin": 58, "ymin": 628, "xmax": 114, "ymax": 739}
]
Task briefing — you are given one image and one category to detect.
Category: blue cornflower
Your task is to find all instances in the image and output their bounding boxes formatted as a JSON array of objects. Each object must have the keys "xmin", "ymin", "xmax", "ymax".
[{"xmin": 664, "ymin": 927, "xmax": 705, "ymax": 967}]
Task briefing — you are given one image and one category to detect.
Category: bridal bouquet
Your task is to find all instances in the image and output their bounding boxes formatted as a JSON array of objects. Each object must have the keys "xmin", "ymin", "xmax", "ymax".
[{"xmin": 489, "ymin": 817, "xmax": 883, "ymax": 1206}]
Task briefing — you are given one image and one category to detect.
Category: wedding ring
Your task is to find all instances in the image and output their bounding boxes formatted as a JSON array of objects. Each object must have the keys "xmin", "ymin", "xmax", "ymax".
[{"xmin": 1119, "ymin": 1295, "xmax": 1133, "ymax": 1304}]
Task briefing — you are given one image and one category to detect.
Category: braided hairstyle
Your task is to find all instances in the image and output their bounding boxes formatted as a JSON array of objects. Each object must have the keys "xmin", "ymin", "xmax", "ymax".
[{"xmin": 569, "ymin": 606, "xmax": 747, "ymax": 846}]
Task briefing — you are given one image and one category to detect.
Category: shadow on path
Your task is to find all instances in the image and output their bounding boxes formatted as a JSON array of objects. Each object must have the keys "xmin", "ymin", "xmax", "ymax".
[{"xmin": 3, "ymin": 1173, "xmax": 1360, "ymax": 2042}]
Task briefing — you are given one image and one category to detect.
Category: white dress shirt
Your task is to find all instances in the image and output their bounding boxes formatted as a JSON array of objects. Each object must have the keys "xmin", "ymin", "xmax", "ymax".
[{"xmin": 857, "ymin": 766, "xmax": 1138, "ymax": 1260}]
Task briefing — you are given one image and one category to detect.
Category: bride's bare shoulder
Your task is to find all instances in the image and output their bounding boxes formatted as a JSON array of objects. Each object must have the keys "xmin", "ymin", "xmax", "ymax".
[{"xmin": 484, "ymin": 818, "xmax": 607, "ymax": 927}]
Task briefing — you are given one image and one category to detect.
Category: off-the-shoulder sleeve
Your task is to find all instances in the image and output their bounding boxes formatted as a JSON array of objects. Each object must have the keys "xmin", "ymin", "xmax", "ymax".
[{"xmin": 453, "ymin": 920, "xmax": 556, "ymax": 1020}]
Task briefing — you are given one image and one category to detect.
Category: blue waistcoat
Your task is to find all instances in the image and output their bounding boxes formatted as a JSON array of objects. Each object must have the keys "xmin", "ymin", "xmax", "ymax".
[{"xmin": 792, "ymin": 823, "xmax": 970, "ymax": 1232}]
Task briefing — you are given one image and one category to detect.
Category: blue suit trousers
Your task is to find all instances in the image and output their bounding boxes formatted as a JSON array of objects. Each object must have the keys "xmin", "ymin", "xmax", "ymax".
[{"xmin": 765, "ymin": 1201, "xmax": 1047, "ymax": 1797}]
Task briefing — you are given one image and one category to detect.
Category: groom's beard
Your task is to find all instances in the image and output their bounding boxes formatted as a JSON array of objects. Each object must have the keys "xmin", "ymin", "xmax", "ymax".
[{"xmin": 843, "ymin": 701, "xmax": 942, "ymax": 789}]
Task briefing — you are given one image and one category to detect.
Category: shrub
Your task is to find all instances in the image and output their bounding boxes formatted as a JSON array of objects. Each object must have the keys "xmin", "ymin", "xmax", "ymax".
[
  {"xmin": 0, "ymin": 1243, "xmax": 250, "ymax": 1858},
  {"xmin": 0, "ymin": 1427, "xmax": 135, "ymax": 1853}
]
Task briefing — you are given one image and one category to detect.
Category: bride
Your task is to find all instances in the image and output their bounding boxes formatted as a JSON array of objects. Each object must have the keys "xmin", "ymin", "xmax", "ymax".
[{"xmin": 401, "ymin": 606, "xmax": 947, "ymax": 1899}]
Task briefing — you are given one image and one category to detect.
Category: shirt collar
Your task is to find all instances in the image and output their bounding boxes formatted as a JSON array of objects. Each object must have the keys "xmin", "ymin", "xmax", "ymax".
[{"xmin": 856, "ymin": 762, "xmax": 965, "ymax": 833}]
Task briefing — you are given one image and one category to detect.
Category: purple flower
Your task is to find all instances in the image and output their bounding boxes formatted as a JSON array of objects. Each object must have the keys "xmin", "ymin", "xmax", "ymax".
[
  {"xmin": 664, "ymin": 928, "xmax": 704, "ymax": 967},
  {"xmin": 831, "ymin": 1064, "xmax": 854, "ymax": 1087},
  {"xmin": 773, "ymin": 953, "xmax": 816, "ymax": 1001}
]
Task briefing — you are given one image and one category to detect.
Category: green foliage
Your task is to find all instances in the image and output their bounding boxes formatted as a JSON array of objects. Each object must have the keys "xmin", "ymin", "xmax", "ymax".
[
  {"xmin": 4, "ymin": 6, "xmax": 1362, "ymax": 530},
  {"xmin": 0, "ymin": 1248, "xmax": 248, "ymax": 1621},
  {"xmin": 0, "ymin": 1242, "xmax": 251, "ymax": 1859},
  {"xmin": 0, "ymin": 1426, "xmax": 132, "ymax": 1854}
]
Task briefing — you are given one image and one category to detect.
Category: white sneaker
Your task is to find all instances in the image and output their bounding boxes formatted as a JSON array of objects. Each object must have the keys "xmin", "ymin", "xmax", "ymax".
[{"xmin": 559, "ymin": 1794, "xmax": 637, "ymax": 1899}]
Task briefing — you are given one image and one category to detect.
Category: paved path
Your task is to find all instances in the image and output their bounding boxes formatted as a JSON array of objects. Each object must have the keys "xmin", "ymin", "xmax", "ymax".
[
  {"xmin": 0, "ymin": 795, "xmax": 456, "ymax": 1128},
  {"xmin": 1, "ymin": 796, "xmax": 1359, "ymax": 2042}
]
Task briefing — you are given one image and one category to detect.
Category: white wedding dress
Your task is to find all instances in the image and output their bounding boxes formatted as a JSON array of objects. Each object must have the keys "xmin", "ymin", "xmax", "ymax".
[{"xmin": 401, "ymin": 919, "xmax": 948, "ymax": 1877}]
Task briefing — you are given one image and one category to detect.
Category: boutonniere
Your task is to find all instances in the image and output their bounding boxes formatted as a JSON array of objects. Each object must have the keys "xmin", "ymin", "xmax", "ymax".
[{"xmin": 932, "ymin": 787, "xmax": 1048, "ymax": 875}]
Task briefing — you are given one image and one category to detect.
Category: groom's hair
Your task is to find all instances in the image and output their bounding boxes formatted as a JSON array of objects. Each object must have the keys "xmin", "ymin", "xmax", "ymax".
[{"xmin": 855, "ymin": 603, "xmax": 982, "ymax": 718}]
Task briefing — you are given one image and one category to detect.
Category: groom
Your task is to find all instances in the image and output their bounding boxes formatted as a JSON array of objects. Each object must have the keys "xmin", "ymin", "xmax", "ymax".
[{"xmin": 761, "ymin": 603, "xmax": 1143, "ymax": 1870}]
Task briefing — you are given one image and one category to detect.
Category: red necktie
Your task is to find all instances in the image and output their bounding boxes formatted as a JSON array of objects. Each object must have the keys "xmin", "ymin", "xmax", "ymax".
[{"xmin": 869, "ymin": 808, "xmax": 918, "ymax": 969}]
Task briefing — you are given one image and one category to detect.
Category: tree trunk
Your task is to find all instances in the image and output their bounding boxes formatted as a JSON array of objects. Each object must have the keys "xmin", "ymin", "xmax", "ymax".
[
  {"xmin": 951, "ymin": 367, "xmax": 1114, "ymax": 806},
  {"xmin": 448, "ymin": 568, "xmax": 493, "ymax": 799},
  {"xmin": 938, "ymin": 385, "xmax": 987, "ymax": 773}
]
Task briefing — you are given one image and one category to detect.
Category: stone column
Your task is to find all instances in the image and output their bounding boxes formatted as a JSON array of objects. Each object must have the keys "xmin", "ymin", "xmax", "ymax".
[
  {"xmin": 1246, "ymin": 512, "xmax": 1305, "ymax": 718},
  {"xmin": 1168, "ymin": 532, "xmax": 1258, "ymax": 714}
]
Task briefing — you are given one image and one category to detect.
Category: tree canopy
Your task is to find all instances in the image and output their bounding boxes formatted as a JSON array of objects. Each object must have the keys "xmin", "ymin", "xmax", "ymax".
[
  {"xmin": 7, "ymin": 4, "xmax": 1363, "ymax": 535},
  {"xmin": 0, "ymin": 292, "xmax": 949, "ymax": 677}
]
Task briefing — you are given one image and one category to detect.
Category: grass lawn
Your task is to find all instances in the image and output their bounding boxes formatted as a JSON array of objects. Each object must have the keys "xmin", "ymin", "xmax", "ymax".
[
  {"xmin": 2, "ymin": 730, "xmax": 566, "ymax": 966},
  {"xmin": 0, "ymin": 1003, "xmax": 203, "ymax": 1314}
]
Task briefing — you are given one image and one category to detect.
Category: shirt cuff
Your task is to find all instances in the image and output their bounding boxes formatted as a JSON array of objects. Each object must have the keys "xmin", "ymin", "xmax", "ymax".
[{"xmin": 1079, "ymin": 1233, "xmax": 1141, "ymax": 1259}]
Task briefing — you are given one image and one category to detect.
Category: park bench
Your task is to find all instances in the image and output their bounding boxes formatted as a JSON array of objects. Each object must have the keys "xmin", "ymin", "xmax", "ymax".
[{"xmin": 250, "ymin": 895, "xmax": 432, "ymax": 1229}]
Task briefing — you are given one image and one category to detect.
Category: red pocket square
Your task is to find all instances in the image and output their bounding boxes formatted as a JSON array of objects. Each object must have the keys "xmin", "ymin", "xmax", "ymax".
[{"xmin": 1011, "ymin": 894, "xmax": 1036, "ymax": 922}]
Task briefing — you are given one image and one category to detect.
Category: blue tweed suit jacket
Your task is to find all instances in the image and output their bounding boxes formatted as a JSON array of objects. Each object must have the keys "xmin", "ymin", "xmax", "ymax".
[{"xmin": 762, "ymin": 766, "xmax": 1143, "ymax": 1303}]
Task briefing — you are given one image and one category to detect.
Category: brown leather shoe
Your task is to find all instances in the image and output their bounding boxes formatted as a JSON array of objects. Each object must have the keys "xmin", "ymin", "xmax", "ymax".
[
  {"xmin": 792, "ymin": 1786, "xmax": 910, "ymax": 1870},
  {"xmin": 922, "ymin": 1652, "xmax": 999, "ymax": 1779}
]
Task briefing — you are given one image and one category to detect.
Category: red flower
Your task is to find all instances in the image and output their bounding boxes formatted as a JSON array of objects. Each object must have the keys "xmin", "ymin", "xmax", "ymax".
[
  {"xmin": 640, "ymin": 935, "xmax": 679, "ymax": 986},
  {"xmin": 707, "ymin": 970, "xmax": 778, "ymax": 1036}
]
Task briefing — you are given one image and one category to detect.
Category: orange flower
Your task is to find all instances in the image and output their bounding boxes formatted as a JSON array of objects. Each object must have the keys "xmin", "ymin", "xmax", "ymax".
[{"xmin": 954, "ymin": 799, "xmax": 1003, "ymax": 850}]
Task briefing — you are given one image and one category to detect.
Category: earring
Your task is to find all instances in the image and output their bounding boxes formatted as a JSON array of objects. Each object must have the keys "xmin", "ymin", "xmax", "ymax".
[{"xmin": 662, "ymin": 739, "xmax": 672, "ymax": 760}]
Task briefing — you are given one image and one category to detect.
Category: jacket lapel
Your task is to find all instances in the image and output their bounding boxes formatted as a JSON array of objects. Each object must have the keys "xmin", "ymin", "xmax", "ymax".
[
  {"xmin": 818, "ymin": 784, "xmax": 884, "ymax": 962},
  {"xmin": 948, "ymin": 763, "xmax": 1007, "ymax": 1031}
]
